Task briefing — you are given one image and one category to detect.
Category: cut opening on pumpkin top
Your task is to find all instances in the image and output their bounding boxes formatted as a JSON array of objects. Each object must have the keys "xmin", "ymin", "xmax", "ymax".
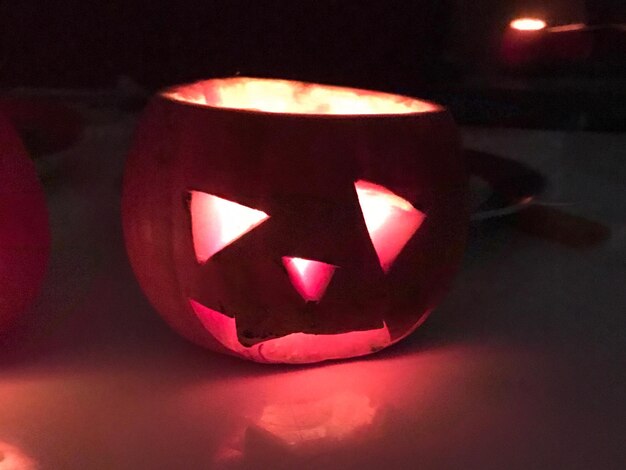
[{"xmin": 164, "ymin": 77, "xmax": 440, "ymax": 116}]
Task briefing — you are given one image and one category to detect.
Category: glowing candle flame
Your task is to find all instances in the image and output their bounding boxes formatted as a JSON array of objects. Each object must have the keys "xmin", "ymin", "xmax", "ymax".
[{"xmin": 510, "ymin": 18, "xmax": 547, "ymax": 31}]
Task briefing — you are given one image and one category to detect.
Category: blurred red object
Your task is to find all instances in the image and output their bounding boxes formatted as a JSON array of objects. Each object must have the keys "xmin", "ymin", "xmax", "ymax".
[
  {"xmin": 0, "ymin": 97, "xmax": 84, "ymax": 155},
  {"xmin": 0, "ymin": 113, "xmax": 50, "ymax": 332}
]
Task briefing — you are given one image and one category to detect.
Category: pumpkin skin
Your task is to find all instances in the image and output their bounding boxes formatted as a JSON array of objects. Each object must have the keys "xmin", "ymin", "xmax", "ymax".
[
  {"xmin": 0, "ymin": 113, "xmax": 50, "ymax": 332},
  {"xmin": 122, "ymin": 77, "xmax": 468, "ymax": 364}
]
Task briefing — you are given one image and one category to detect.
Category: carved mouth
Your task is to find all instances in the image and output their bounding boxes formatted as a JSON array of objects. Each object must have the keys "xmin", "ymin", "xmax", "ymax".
[{"xmin": 189, "ymin": 299, "xmax": 392, "ymax": 364}]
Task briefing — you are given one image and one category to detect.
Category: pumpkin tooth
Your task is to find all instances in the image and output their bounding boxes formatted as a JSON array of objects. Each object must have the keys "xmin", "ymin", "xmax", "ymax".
[{"xmin": 189, "ymin": 298, "xmax": 392, "ymax": 364}]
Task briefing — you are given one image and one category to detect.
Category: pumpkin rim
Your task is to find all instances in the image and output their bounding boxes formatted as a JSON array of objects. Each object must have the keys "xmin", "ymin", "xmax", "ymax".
[{"xmin": 161, "ymin": 76, "xmax": 444, "ymax": 118}]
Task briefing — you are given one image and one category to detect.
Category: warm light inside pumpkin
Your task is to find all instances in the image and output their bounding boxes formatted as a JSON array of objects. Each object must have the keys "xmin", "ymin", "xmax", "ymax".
[
  {"xmin": 282, "ymin": 257, "xmax": 337, "ymax": 302},
  {"xmin": 189, "ymin": 299, "xmax": 391, "ymax": 363},
  {"xmin": 165, "ymin": 77, "xmax": 439, "ymax": 115},
  {"xmin": 190, "ymin": 190, "xmax": 269, "ymax": 263},
  {"xmin": 354, "ymin": 180, "xmax": 426, "ymax": 273},
  {"xmin": 510, "ymin": 18, "xmax": 547, "ymax": 31}
]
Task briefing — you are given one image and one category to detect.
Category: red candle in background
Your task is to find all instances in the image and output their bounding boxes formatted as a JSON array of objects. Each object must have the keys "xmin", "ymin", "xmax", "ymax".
[{"xmin": 501, "ymin": 18, "xmax": 595, "ymax": 70}]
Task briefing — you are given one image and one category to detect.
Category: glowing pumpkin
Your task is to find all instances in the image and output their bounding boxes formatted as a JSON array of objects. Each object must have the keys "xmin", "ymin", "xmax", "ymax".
[
  {"xmin": 0, "ymin": 114, "xmax": 50, "ymax": 332},
  {"xmin": 122, "ymin": 77, "xmax": 467, "ymax": 364}
]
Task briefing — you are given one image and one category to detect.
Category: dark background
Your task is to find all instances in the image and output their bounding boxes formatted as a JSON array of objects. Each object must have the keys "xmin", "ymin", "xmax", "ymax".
[
  {"xmin": 1, "ymin": 1, "xmax": 454, "ymax": 90},
  {"xmin": 2, "ymin": 0, "xmax": 623, "ymax": 92}
]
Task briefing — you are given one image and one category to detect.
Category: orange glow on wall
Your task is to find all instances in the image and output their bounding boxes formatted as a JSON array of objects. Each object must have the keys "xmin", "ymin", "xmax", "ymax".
[
  {"xmin": 190, "ymin": 190, "xmax": 269, "ymax": 263},
  {"xmin": 166, "ymin": 77, "xmax": 439, "ymax": 115},
  {"xmin": 355, "ymin": 180, "xmax": 426, "ymax": 273},
  {"xmin": 282, "ymin": 257, "xmax": 337, "ymax": 302},
  {"xmin": 189, "ymin": 299, "xmax": 391, "ymax": 364},
  {"xmin": 510, "ymin": 18, "xmax": 547, "ymax": 31}
]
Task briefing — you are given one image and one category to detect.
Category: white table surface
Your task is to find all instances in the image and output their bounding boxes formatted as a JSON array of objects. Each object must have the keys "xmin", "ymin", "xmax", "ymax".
[{"xmin": 0, "ymin": 107, "xmax": 624, "ymax": 469}]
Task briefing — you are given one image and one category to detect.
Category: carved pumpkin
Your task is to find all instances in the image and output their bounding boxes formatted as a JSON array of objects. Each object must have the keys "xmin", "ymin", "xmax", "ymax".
[
  {"xmin": 122, "ymin": 77, "xmax": 467, "ymax": 363},
  {"xmin": 0, "ymin": 114, "xmax": 50, "ymax": 332}
]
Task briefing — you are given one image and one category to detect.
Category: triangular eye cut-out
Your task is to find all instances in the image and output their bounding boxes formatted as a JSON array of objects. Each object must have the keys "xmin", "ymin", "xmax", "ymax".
[
  {"xmin": 190, "ymin": 190, "xmax": 269, "ymax": 263},
  {"xmin": 354, "ymin": 180, "xmax": 425, "ymax": 273},
  {"xmin": 282, "ymin": 257, "xmax": 337, "ymax": 302}
]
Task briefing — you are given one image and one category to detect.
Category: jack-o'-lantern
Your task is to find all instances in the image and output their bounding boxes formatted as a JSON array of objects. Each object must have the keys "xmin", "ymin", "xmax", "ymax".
[
  {"xmin": 0, "ymin": 114, "xmax": 50, "ymax": 332},
  {"xmin": 122, "ymin": 77, "xmax": 468, "ymax": 364}
]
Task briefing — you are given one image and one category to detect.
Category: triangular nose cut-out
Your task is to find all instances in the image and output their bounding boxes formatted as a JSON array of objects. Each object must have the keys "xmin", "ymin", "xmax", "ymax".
[
  {"xmin": 354, "ymin": 180, "xmax": 426, "ymax": 273},
  {"xmin": 190, "ymin": 190, "xmax": 270, "ymax": 263},
  {"xmin": 282, "ymin": 257, "xmax": 337, "ymax": 302}
]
